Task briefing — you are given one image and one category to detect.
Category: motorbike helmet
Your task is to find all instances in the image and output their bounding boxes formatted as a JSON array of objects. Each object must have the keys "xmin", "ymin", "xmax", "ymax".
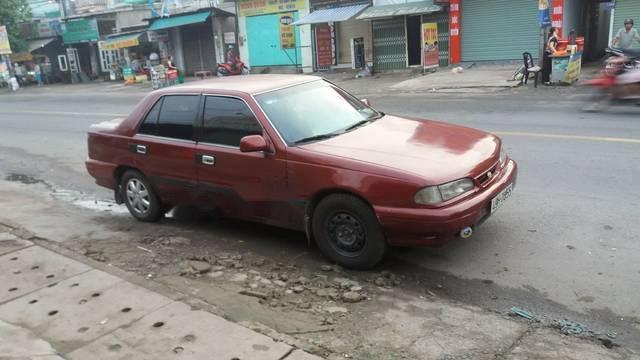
[{"xmin": 624, "ymin": 18, "xmax": 634, "ymax": 25}]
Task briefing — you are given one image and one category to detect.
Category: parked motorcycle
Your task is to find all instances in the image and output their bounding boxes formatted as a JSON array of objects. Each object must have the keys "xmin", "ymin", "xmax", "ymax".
[
  {"xmin": 217, "ymin": 57, "xmax": 249, "ymax": 76},
  {"xmin": 603, "ymin": 47, "xmax": 640, "ymax": 71},
  {"xmin": 583, "ymin": 49, "xmax": 640, "ymax": 112}
]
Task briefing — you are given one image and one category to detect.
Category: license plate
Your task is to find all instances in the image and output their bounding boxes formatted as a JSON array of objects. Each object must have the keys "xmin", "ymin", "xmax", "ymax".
[{"xmin": 491, "ymin": 183, "xmax": 513, "ymax": 214}]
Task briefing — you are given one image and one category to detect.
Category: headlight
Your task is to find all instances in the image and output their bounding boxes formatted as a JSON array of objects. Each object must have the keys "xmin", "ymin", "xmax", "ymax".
[
  {"xmin": 499, "ymin": 146, "xmax": 507, "ymax": 164},
  {"xmin": 414, "ymin": 178, "xmax": 475, "ymax": 205}
]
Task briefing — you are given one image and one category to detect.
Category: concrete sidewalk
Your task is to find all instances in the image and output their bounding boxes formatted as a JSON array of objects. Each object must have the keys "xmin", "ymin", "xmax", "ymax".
[
  {"xmin": 1, "ymin": 66, "xmax": 521, "ymax": 100},
  {"xmin": 389, "ymin": 66, "xmax": 521, "ymax": 91},
  {"xmin": 0, "ymin": 231, "xmax": 319, "ymax": 360}
]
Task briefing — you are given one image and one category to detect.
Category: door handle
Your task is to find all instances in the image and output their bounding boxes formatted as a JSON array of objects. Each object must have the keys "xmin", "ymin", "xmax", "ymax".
[
  {"xmin": 201, "ymin": 155, "xmax": 215, "ymax": 165},
  {"xmin": 129, "ymin": 143, "xmax": 147, "ymax": 155}
]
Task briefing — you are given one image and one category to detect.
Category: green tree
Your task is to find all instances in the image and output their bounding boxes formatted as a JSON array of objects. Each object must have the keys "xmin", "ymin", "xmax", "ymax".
[{"xmin": 0, "ymin": 0, "xmax": 32, "ymax": 52}]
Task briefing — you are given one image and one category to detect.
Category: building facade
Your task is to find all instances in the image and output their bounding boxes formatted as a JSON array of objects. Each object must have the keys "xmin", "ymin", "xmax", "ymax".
[
  {"xmin": 356, "ymin": 0, "xmax": 449, "ymax": 71},
  {"xmin": 237, "ymin": 0, "xmax": 313, "ymax": 72},
  {"xmin": 147, "ymin": 8, "xmax": 235, "ymax": 76},
  {"xmin": 294, "ymin": 0, "xmax": 371, "ymax": 71}
]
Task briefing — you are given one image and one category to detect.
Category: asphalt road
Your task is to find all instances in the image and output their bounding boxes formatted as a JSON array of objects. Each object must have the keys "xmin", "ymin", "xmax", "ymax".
[{"xmin": 0, "ymin": 82, "xmax": 638, "ymax": 328}]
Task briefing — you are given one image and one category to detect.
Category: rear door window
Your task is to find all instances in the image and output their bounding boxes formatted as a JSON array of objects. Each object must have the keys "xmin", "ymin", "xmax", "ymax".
[
  {"xmin": 138, "ymin": 98, "xmax": 163, "ymax": 135},
  {"xmin": 156, "ymin": 95, "xmax": 200, "ymax": 140},
  {"xmin": 201, "ymin": 96, "xmax": 262, "ymax": 147}
]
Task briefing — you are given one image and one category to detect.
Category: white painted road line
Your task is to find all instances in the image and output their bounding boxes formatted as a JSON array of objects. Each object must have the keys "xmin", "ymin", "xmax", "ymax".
[
  {"xmin": 494, "ymin": 131, "xmax": 640, "ymax": 145},
  {"xmin": 0, "ymin": 110, "xmax": 127, "ymax": 117}
]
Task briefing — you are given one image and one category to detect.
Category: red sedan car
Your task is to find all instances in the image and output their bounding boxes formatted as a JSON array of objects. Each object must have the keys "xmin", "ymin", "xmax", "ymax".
[{"xmin": 86, "ymin": 75, "xmax": 517, "ymax": 269}]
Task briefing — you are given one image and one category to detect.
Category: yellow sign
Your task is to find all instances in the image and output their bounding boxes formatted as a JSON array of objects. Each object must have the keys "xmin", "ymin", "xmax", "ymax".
[
  {"xmin": 239, "ymin": 0, "xmax": 307, "ymax": 17},
  {"xmin": 279, "ymin": 13, "xmax": 296, "ymax": 49},
  {"xmin": 563, "ymin": 54, "xmax": 582, "ymax": 83},
  {"xmin": 0, "ymin": 26, "xmax": 12, "ymax": 55},
  {"xmin": 422, "ymin": 23, "xmax": 439, "ymax": 69},
  {"xmin": 99, "ymin": 37, "xmax": 140, "ymax": 51},
  {"xmin": 11, "ymin": 52, "xmax": 33, "ymax": 62}
]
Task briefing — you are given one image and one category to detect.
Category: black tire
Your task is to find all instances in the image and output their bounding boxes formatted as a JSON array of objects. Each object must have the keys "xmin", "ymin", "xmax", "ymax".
[
  {"xmin": 121, "ymin": 170, "xmax": 162, "ymax": 222},
  {"xmin": 312, "ymin": 194, "xmax": 387, "ymax": 269}
]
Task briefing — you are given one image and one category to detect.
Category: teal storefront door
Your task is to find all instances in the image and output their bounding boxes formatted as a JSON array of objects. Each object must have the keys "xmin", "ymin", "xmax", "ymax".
[{"xmin": 246, "ymin": 13, "xmax": 303, "ymax": 66}]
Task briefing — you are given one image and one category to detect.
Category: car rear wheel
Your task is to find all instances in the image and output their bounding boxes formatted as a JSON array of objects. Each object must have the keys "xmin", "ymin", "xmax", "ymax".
[
  {"xmin": 121, "ymin": 170, "xmax": 162, "ymax": 222},
  {"xmin": 312, "ymin": 194, "xmax": 387, "ymax": 269}
]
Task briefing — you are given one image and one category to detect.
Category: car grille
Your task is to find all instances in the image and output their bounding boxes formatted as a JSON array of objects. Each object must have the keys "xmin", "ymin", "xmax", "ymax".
[{"xmin": 476, "ymin": 163, "xmax": 499, "ymax": 186}]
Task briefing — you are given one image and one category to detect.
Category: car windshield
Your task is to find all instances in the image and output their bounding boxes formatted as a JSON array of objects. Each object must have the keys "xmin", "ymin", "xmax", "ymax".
[{"xmin": 255, "ymin": 80, "xmax": 381, "ymax": 145}]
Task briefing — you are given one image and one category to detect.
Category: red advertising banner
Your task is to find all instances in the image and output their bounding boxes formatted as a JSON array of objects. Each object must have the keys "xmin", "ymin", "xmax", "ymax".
[
  {"xmin": 552, "ymin": 0, "xmax": 564, "ymax": 37},
  {"xmin": 422, "ymin": 23, "xmax": 439, "ymax": 70},
  {"xmin": 449, "ymin": 0, "xmax": 461, "ymax": 64},
  {"xmin": 315, "ymin": 25, "xmax": 333, "ymax": 67}
]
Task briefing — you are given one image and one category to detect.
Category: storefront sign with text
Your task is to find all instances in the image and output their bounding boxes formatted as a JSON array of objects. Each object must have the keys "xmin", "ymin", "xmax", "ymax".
[
  {"xmin": 315, "ymin": 24, "xmax": 334, "ymax": 67},
  {"xmin": 422, "ymin": 22, "xmax": 439, "ymax": 70},
  {"xmin": 0, "ymin": 26, "xmax": 12, "ymax": 55},
  {"xmin": 279, "ymin": 13, "xmax": 296, "ymax": 49},
  {"xmin": 99, "ymin": 37, "xmax": 140, "ymax": 51},
  {"xmin": 239, "ymin": 0, "xmax": 307, "ymax": 17},
  {"xmin": 449, "ymin": 0, "xmax": 460, "ymax": 63},
  {"xmin": 538, "ymin": 0, "xmax": 551, "ymax": 27},
  {"xmin": 552, "ymin": 0, "xmax": 564, "ymax": 37}
]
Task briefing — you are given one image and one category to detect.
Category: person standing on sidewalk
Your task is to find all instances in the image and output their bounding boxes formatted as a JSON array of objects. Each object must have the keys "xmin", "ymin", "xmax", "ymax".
[
  {"xmin": 34, "ymin": 63, "xmax": 43, "ymax": 86},
  {"xmin": 167, "ymin": 56, "xmax": 177, "ymax": 70},
  {"xmin": 13, "ymin": 63, "xmax": 24, "ymax": 86},
  {"xmin": 612, "ymin": 19, "xmax": 640, "ymax": 49},
  {"xmin": 542, "ymin": 27, "xmax": 559, "ymax": 85}
]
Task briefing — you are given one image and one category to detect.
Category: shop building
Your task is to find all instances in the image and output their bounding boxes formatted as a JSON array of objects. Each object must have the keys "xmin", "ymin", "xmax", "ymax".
[
  {"xmin": 61, "ymin": 13, "xmax": 117, "ymax": 82},
  {"xmin": 10, "ymin": 19, "xmax": 66, "ymax": 83},
  {"xmin": 356, "ymin": 0, "xmax": 449, "ymax": 71},
  {"xmin": 147, "ymin": 8, "xmax": 236, "ymax": 76},
  {"xmin": 237, "ymin": 0, "xmax": 313, "ymax": 72},
  {"xmin": 453, "ymin": 0, "xmax": 636, "ymax": 63},
  {"xmin": 294, "ymin": 0, "xmax": 371, "ymax": 71}
]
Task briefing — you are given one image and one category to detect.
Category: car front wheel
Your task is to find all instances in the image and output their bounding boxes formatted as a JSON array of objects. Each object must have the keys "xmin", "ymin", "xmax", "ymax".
[
  {"xmin": 312, "ymin": 194, "xmax": 387, "ymax": 269},
  {"xmin": 121, "ymin": 170, "xmax": 162, "ymax": 222}
]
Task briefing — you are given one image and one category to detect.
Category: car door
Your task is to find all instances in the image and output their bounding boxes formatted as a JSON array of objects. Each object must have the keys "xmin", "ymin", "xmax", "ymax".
[
  {"xmin": 195, "ymin": 95, "xmax": 293, "ymax": 228},
  {"xmin": 131, "ymin": 94, "xmax": 200, "ymax": 206}
]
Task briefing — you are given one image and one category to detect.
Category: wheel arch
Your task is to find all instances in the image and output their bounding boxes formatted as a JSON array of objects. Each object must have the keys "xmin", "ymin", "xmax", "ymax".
[
  {"xmin": 113, "ymin": 165, "xmax": 142, "ymax": 204},
  {"xmin": 304, "ymin": 188, "xmax": 380, "ymax": 246}
]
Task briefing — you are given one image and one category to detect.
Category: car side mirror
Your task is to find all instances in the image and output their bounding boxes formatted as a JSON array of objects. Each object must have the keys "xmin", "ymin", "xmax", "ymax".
[
  {"xmin": 361, "ymin": 98, "xmax": 371, "ymax": 106},
  {"xmin": 240, "ymin": 135, "xmax": 270, "ymax": 153}
]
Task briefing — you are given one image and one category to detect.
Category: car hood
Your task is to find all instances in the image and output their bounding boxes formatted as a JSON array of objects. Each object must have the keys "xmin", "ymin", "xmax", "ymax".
[{"xmin": 300, "ymin": 115, "xmax": 499, "ymax": 184}]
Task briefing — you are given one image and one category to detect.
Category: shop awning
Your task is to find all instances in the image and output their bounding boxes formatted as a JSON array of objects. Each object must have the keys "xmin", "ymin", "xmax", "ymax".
[
  {"xmin": 294, "ymin": 4, "xmax": 369, "ymax": 25},
  {"xmin": 100, "ymin": 32, "xmax": 143, "ymax": 50},
  {"xmin": 148, "ymin": 11, "xmax": 211, "ymax": 31},
  {"xmin": 356, "ymin": 1, "xmax": 441, "ymax": 20},
  {"xmin": 28, "ymin": 38, "xmax": 56, "ymax": 53}
]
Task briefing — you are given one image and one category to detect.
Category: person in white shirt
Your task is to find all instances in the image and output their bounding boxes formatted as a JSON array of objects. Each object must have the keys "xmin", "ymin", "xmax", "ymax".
[{"xmin": 612, "ymin": 19, "xmax": 640, "ymax": 49}]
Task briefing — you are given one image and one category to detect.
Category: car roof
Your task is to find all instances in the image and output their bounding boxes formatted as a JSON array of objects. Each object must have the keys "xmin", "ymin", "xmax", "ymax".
[{"xmin": 161, "ymin": 74, "xmax": 322, "ymax": 95}]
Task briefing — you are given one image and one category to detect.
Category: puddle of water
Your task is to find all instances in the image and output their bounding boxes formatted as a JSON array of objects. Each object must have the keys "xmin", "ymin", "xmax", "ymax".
[
  {"xmin": 73, "ymin": 199, "xmax": 129, "ymax": 214},
  {"xmin": 5, "ymin": 173, "xmax": 48, "ymax": 186},
  {"xmin": 5, "ymin": 172, "xmax": 128, "ymax": 215},
  {"xmin": 53, "ymin": 189, "xmax": 128, "ymax": 214}
]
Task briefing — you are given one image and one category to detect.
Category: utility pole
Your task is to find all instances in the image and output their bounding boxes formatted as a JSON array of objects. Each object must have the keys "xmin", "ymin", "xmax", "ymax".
[{"xmin": 58, "ymin": 0, "xmax": 69, "ymax": 18}]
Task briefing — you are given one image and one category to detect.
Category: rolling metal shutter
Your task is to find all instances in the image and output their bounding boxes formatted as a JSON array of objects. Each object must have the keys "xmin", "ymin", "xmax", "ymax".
[
  {"xmin": 461, "ymin": 0, "xmax": 539, "ymax": 61},
  {"xmin": 372, "ymin": 17, "xmax": 406, "ymax": 71},
  {"xmin": 181, "ymin": 23, "xmax": 216, "ymax": 76},
  {"xmin": 613, "ymin": 0, "xmax": 640, "ymax": 49}
]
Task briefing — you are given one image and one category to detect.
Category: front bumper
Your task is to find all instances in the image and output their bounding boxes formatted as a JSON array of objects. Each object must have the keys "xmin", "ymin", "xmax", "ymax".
[{"xmin": 374, "ymin": 159, "xmax": 518, "ymax": 247}]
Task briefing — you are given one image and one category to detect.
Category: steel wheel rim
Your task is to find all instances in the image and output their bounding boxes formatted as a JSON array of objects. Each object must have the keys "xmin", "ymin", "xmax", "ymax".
[
  {"xmin": 326, "ymin": 211, "xmax": 366, "ymax": 257},
  {"xmin": 126, "ymin": 178, "xmax": 150, "ymax": 215}
]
